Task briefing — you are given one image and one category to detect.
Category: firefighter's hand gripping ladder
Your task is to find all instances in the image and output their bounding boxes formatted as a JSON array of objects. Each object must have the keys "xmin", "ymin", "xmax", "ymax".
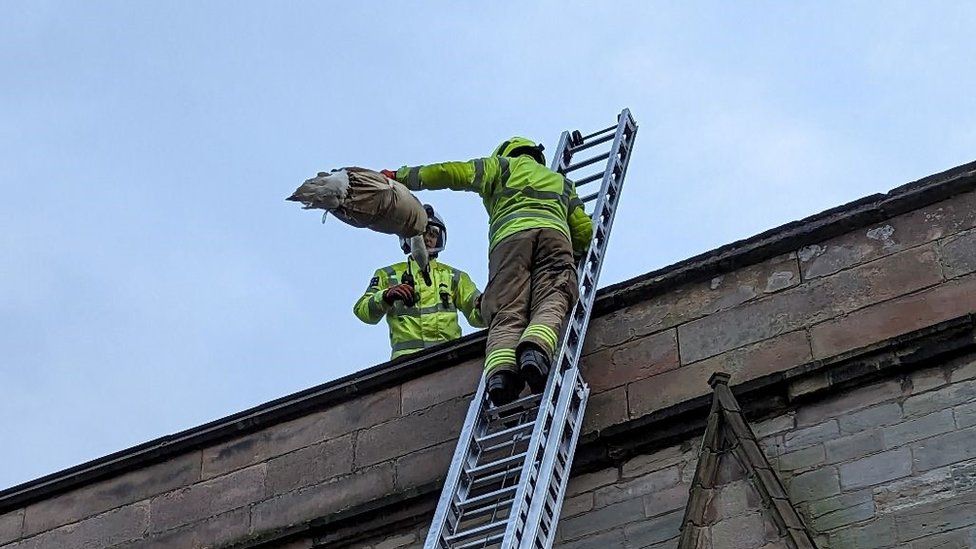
[{"xmin": 425, "ymin": 110, "xmax": 638, "ymax": 549}]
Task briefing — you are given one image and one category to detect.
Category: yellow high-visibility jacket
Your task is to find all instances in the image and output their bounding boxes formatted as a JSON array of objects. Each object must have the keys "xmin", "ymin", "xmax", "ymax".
[
  {"xmin": 396, "ymin": 156, "xmax": 593, "ymax": 255},
  {"xmin": 354, "ymin": 258, "xmax": 485, "ymax": 359}
]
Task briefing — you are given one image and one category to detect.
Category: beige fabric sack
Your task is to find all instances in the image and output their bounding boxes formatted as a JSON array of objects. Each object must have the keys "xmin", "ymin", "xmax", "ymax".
[{"xmin": 288, "ymin": 167, "xmax": 428, "ymax": 238}]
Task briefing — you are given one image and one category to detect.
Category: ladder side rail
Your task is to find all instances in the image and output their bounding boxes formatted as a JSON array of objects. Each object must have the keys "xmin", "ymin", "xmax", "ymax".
[
  {"xmin": 528, "ymin": 373, "xmax": 589, "ymax": 549},
  {"xmin": 506, "ymin": 111, "xmax": 635, "ymax": 548},
  {"xmin": 516, "ymin": 110, "xmax": 636, "ymax": 547},
  {"xmin": 424, "ymin": 378, "xmax": 490, "ymax": 547},
  {"xmin": 499, "ymin": 373, "xmax": 561, "ymax": 547}
]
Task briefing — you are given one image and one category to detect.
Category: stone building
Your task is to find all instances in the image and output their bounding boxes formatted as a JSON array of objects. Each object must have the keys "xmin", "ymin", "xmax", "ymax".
[{"xmin": 1, "ymin": 161, "xmax": 975, "ymax": 549}]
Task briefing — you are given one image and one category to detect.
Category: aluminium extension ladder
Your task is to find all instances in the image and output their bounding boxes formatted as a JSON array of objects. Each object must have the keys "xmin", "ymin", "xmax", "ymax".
[{"xmin": 425, "ymin": 109, "xmax": 638, "ymax": 549}]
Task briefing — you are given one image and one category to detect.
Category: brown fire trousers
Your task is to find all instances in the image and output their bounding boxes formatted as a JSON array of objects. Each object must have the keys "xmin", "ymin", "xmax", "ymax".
[{"xmin": 481, "ymin": 228, "xmax": 579, "ymax": 376}]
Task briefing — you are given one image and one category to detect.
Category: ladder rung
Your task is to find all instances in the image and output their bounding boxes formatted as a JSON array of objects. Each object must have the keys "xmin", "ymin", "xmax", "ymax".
[
  {"xmin": 474, "ymin": 419, "xmax": 535, "ymax": 451},
  {"xmin": 573, "ymin": 171, "xmax": 604, "ymax": 186},
  {"xmin": 466, "ymin": 452, "xmax": 528, "ymax": 479},
  {"xmin": 581, "ymin": 191, "xmax": 599, "ymax": 203},
  {"xmin": 458, "ymin": 485, "xmax": 518, "ymax": 511},
  {"xmin": 569, "ymin": 132, "xmax": 614, "ymax": 153},
  {"xmin": 444, "ymin": 520, "xmax": 507, "ymax": 544},
  {"xmin": 453, "ymin": 532, "xmax": 505, "ymax": 549},
  {"xmin": 470, "ymin": 467, "xmax": 521, "ymax": 490},
  {"xmin": 459, "ymin": 497, "xmax": 515, "ymax": 523},
  {"xmin": 565, "ymin": 151, "xmax": 610, "ymax": 173},
  {"xmin": 580, "ymin": 124, "xmax": 617, "ymax": 141},
  {"xmin": 488, "ymin": 393, "xmax": 542, "ymax": 418}
]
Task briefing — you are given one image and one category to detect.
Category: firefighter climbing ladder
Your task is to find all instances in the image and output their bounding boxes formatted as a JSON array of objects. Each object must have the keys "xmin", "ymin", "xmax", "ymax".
[{"xmin": 424, "ymin": 109, "xmax": 638, "ymax": 549}]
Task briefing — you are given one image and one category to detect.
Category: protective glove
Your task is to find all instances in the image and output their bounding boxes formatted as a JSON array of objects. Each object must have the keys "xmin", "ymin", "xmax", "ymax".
[
  {"xmin": 380, "ymin": 169, "xmax": 398, "ymax": 181},
  {"xmin": 383, "ymin": 283, "xmax": 415, "ymax": 305}
]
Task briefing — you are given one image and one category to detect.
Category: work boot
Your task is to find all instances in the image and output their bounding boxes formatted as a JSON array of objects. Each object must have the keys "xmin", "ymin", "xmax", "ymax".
[
  {"xmin": 519, "ymin": 345, "xmax": 551, "ymax": 394},
  {"xmin": 487, "ymin": 370, "xmax": 523, "ymax": 407}
]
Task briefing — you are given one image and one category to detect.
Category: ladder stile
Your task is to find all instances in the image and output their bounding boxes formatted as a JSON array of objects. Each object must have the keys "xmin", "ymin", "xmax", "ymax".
[{"xmin": 424, "ymin": 110, "xmax": 638, "ymax": 549}]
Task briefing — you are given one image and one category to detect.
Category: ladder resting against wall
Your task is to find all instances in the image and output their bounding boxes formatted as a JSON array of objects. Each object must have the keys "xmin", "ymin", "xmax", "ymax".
[{"xmin": 425, "ymin": 109, "xmax": 639, "ymax": 549}]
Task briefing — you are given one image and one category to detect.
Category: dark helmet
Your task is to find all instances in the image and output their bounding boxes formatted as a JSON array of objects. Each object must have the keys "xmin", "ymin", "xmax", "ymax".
[
  {"xmin": 400, "ymin": 204, "xmax": 447, "ymax": 255},
  {"xmin": 493, "ymin": 136, "xmax": 546, "ymax": 165}
]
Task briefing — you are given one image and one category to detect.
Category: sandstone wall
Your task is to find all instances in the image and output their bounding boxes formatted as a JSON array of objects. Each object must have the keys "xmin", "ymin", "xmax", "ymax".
[{"xmin": 0, "ymin": 166, "xmax": 973, "ymax": 548}]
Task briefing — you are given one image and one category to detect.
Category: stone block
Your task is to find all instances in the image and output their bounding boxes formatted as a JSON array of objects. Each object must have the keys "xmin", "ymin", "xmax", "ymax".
[
  {"xmin": 681, "ymin": 245, "xmax": 943, "ymax": 363},
  {"xmin": 0, "ymin": 510, "xmax": 23, "ymax": 545},
  {"xmin": 825, "ymin": 430, "xmax": 884, "ymax": 464},
  {"xmin": 582, "ymin": 385, "xmax": 628, "ymax": 435},
  {"xmin": 754, "ymin": 413, "xmax": 796, "ymax": 439},
  {"xmin": 629, "ymin": 331, "xmax": 811, "ymax": 418},
  {"xmin": 788, "ymin": 467, "xmax": 840, "ymax": 503},
  {"xmin": 556, "ymin": 498, "xmax": 644, "ymax": 542},
  {"xmin": 799, "ymin": 188, "xmax": 976, "ymax": 281},
  {"xmin": 903, "ymin": 380, "xmax": 976, "ymax": 418},
  {"xmin": 704, "ymin": 480, "xmax": 761, "ymax": 524},
  {"xmin": 150, "ymin": 463, "xmax": 266, "ymax": 533},
  {"xmin": 806, "ymin": 489, "xmax": 872, "ymax": 519},
  {"xmin": 796, "ymin": 379, "xmax": 902, "ymax": 427},
  {"xmin": 911, "ymin": 527, "xmax": 976, "ymax": 549},
  {"xmin": 250, "ymin": 464, "xmax": 395, "ymax": 533},
  {"xmin": 874, "ymin": 467, "xmax": 955, "ymax": 514},
  {"xmin": 839, "ymin": 448, "xmax": 912, "ymax": 490},
  {"xmin": 839, "ymin": 403, "xmax": 903, "ymax": 434},
  {"xmin": 622, "ymin": 445, "xmax": 696, "ymax": 479},
  {"xmin": 950, "ymin": 357, "xmax": 976, "ymax": 383},
  {"xmin": 266, "ymin": 433, "xmax": 354, "ymax": 495},
  {"xmin": 942, "ymin": 229, "xmax": 976, "ymax": 278},
  {"xmin": 883, "ymin": 410, "xmax": 955, "ymax": 449},
  {"xmin": 401, "ymin": 359, "xmax": 480, "ymax": 414},
  {"xmin": 23, "ymin": 451, "xmax": 200, "ymax": 535},
  {"xmin": 708, "ymin": 512, "xmax": 769, "ymax": 548},
  {"xmin": 622, "ymin": 509, "xmax": 683, "ymax": 547},
  {"xmin": 116, "ymin": 507, "xmax": 249, "ymax": 549},
  {"xmin": 355, "ymin": 397, "xmax": 466, "ymax": 467},
  {"xmin": 811, "ymin": 499, "xmax": 875, "ymax": 532},
  {"xmin": 581, "ymin": 329, "xmax": 679, "ymax": 393},
  {"xmin": 784, "ymin": 421, "xmax": 839, "ymax": 451},
  {"xmin": 894, "ymin": 492, "xmax": 976, "ymax": 542},
  {"xmin": 585, "ymin": 253, "xmax": 800, "ymax": 358},
  {"xmin": 12, "ymin": 502, "xmax": 148, "ymax": 549},
  {"xmin": 810, "ymin": 274, "xmax": 976, "ymax": 359},
  {"xmin": 777, "ymin": 445, "xmax": 826, "ymax": 473},
  {"xmin": 374, "ymin": 532, "xmax": 417, "ymax": 549},
  {"xmin": 561, "ymin": 493, "xmax": 594, "ymax": 519},
  {"xmin": 582, "ymin": 307, "xmax": 637, "ymax": 357},
  {"xmin": 828, "ymin": 517, "xmax": 897, "ymax": 549},
  {"xmin": 910, "ymin": 366, "xmax": 950, "ymax": 395},
  {"xmin": 555, "ymin": 527, "xmax": 626, "ymax": 549},
  {"xmin": 951, "ymin": 459, "xmax": 976, "ymax": 493},
  {"xmin": 643, "ymin": 484, "xmax": 690, "ymax": 519},
  {"xmin": 912, "ymin": 426, "xmax": 976, "ymax": 472},
  {"xmin": 957, "ymin": 401, "xmax": 976, "ymax": 429},
  {"xmin": 565, "ymin": 467, "xmax": 619, "ymax": 497},
  {"xmin": 201, "ymin": 386, "xmax": 400, "ymax": 479},
  {"xmin": 593, "ymin": 465, "xmax": 680, "ymax": 507},
  {"xmin": 394, "ymin": 441, "xmax": 454, "ymax": 491}
]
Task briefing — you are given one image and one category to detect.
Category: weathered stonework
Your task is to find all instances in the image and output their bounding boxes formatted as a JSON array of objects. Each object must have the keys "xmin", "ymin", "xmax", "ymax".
[{"xmin": 1, "ymin": 162, "xmax": 975, "ymax": 548}]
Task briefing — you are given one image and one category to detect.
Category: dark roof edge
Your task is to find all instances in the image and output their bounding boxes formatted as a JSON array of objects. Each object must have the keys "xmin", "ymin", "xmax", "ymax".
[{"xmin": 1, "ymin": 159, "xmax": 974, "ymax": 512}]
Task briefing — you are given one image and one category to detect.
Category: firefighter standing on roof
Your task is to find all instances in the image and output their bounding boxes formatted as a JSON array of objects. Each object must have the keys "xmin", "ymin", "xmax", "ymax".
[
  {"xmin": 382, "ymin": 137, "xmax": 593, "ymax": 406},
  {"xmin": 354, "ymin": 205, "xmax": 486, "ymax": 359}
]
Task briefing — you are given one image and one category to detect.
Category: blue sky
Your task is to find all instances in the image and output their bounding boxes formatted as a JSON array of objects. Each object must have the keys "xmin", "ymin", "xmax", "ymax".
[{"xmin": 1, "ymin": 1, "xmax": 974, "ymax": 490}]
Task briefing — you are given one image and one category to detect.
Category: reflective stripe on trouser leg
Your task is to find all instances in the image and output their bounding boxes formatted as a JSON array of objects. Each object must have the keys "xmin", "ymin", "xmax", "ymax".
[
  {"xmin": 519, "ymin": 324, "xmax": 558, "ymax": 356},
  {"xmin": 485, "ymin": 349, "xmax": 517, "ymax": 376}
]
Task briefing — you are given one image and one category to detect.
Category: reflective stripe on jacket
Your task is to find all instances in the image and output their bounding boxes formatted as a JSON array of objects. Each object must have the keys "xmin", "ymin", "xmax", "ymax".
[
  {"xmin": 353, "ymin": 258, "xmax": 486, "ymax": 359},
  {"xmin": 396, "ymin": 157, "xmax": 593, "ymax": 254}
]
